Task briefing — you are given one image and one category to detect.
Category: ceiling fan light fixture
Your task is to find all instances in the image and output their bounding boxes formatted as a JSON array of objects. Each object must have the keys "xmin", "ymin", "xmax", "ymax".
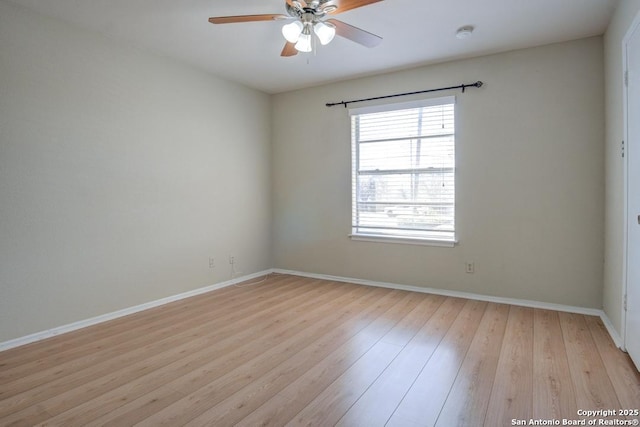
[
  {"xmin": 294, "ymin": 22, "xmax": 313, "ymax": 52},
  {"xmin": 209, "ymin": 0, "xmax": 384, "ymax": 58},
  {"xmin": 282, "ymin": 20, "xmax": 303, "ymax": 43},
  {"xmin": 314, "ymin": 21, "xmax": 336, "ymax": 45},
  {"xmin": 295, "ymin": 32, "xmax": 313, "ymax": 52}
]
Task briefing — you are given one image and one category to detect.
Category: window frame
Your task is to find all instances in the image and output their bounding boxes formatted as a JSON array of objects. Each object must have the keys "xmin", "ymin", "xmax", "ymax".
[{"xmin": 349, "ymin": 96, "xmax": 457, "ymax": 247}]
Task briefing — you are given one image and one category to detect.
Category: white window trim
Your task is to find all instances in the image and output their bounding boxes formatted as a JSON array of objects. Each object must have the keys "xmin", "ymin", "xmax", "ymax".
[
  {"xmin": 349, "ymin": 233, "xmax": 457, "ymax": 247},
  {"xmin": 350, "ymin": 95, "xmax": 456, "ymax": 247}
]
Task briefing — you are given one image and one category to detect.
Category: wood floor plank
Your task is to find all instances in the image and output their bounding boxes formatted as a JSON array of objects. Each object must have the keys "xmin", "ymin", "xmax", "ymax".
[
  {"xmin": 0, "ymin": 278, "xmax": 319, "ymax": 397},
  {"xmin": 0, "ymin": 280, "xmax": 310, "ymax": 401},
  {"xmin": 337, "ymin": 299, "xmax": 458, "ymax": 426},
  {"xmin": 289, "ymin": 295, "xmax": 461, "ymax": 397},
  {"xmin": 280, "ymin": 296, "xmax": 464, "ymax": 409},
  {"xmin": 584, "ymin": 316, "xmax": 640, "ymax": 413},
  {"xmin": 1, "ymin": 280, "xmax": 349, "ymax": 423},
  {"xmin": 385, "ymin": 299, "xmax": 487, "ymax": 427},
  {"xmin": 28, "ymin": 281, "xmax": 362, "ymax": 425},
  {"xmin": 483, "ymin": 305, "xmax": 534, "ymax": 426},
  {"xmin": 87, "ymin": 290, "xmax": 400, "ymax": 425},
  {"xmin": 234, "ymin": 394, "xmax": 297, "ymax": 427},
  {"xmin": 129, "ymin": 288, "xmax": 406, "ymax": 426},
  {"xmin": 286, "ymin": 340, "xmax": 403, "ymax": 426},
  {"xmin": 335, "ymin": 296, "xmax": 464, "ymax": 427},
  {"xmin": 240, "ymin": 296, "xmax": 461, "ymax": 427},
  {"xmin": 0, "ymin": 274, "xmax": 302, "ymax": 385},
  {"xmin": 74, "ymin": 284, "xmax": 385, "ymax": 426},
  {"xmin": 434, "ymin": 302, "xmax": 509, "ymax": 427},
  {"xmin": 0, "ymin": 275, "xmax": 638, "ymax": 427},
  {"xmin": 202, "ymin": 290, "xmax": 420, "ymax": 426},
  {"xmin": 183, "ymin": 291, "xmax": 436, "ymax": 427},
  {"xmin": 559, "ymin": 313, "xmax": 621, "ymax": 412},
  {"xmin": 0, "ymin": 274, "xmax": 294, "ymax": 372},
  {"xmin": 532, "ymin": 309, "xmax": 577, "ymax": 419},
  {"xmin": 378, "ymin": 293, "xmax": 445, "ymax": 348}
]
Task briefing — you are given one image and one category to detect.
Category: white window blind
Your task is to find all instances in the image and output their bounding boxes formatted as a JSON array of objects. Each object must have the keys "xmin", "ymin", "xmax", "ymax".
[{"xmin": 350, "ymin": 96, "xmax": 455, "ymax": 243}]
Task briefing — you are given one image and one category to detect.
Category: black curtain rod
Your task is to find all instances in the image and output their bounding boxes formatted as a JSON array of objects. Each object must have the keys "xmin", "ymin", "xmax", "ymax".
[{"xmin": 325, "ymin": 80, "xmax": 483, "ymax": 108}]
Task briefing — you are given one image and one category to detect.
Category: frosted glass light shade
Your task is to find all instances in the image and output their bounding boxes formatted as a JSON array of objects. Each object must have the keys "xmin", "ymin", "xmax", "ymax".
[
  {"xmin": 282, "ymin": 21, "xmax": 303, "ymax": 43},
  {"xmin": 294, "ymin": 32, "xmax": 312, "ymax": 52},
  {"xmin": 314, "ymin": 21, "xmax": 336, "ymax": 45}
]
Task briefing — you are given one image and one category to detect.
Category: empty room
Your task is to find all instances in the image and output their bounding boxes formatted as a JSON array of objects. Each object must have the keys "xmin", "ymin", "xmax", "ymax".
[{"xmin": 1, "ymin": 0, "xmax": 639, "ymax": 425}]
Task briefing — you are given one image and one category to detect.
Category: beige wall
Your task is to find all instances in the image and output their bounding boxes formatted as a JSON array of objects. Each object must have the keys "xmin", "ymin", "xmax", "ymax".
[
  {"xmin": 0, "ymin": 1, "xmax": 272, "ymax": 342},
  {"xmin": 603, "ymin": 0, "xmax": 640, "ymax": 336},
  {"xmin": 0, "ymin": 0, "xmax": 614, "ymax": 344},
  {"xmin": 272, "ymin": 37, "xmax": 605, "ymax": 309}
]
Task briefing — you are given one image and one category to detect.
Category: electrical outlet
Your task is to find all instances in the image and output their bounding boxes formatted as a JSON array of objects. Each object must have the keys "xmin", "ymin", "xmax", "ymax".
[
  {"xmin": 229, "ymin": 255, "xmax": 235, "ymax": 265},
  {"xmin": 465, "ymin": 262, "xmax": 475, "ymax": 274},
  {"xmin": 209, "ymin": 257, "xmax": 215, "ymax": 268}
]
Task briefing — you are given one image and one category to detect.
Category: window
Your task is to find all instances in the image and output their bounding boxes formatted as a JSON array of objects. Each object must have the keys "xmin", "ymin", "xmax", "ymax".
[{"xmin": 350, "ymin": 96, "xmax": 455, "ymax": 245}]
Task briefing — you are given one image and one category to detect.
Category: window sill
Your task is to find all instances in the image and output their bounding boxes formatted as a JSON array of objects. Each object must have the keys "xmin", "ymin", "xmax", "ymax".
[{"xmin": 349, "ymin": 234, "xmax": 457, "ymax": 247}]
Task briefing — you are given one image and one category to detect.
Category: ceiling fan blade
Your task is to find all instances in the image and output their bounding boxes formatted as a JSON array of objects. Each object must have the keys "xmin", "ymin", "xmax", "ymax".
[
  {"xmin": 281, "ymin": 42, "xmax": 298, "ymax": 57},
  {"xmin": 326, "ymin": 19, "xmax": 382, "ymax": 48},
  {"xmin": 208, "ymin": 14, "xmax": 288, "ymax": 24},
  {"xmin": 325, "ymin": 0, "xmax": 383, "ymax": 14}
]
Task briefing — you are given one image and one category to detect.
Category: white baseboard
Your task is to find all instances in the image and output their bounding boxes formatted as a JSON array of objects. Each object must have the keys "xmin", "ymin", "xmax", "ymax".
[
  {"xmin": 599, "ymin": 311, "xmax": 625, "ymax": 349},
  {"xmin": 273, "ymin": 268, "xmax": 625, "ymax": 348},
  {"xmin": 273, "ymin": 268, "xmax": 602, "ymax": 315},
  {"xmin": 0, "ymin": 269, "xmax": 274, "ymax": 352},
  {"xmin": 1, "ymin": 267, "xmax": 625, "ymax": 353}
]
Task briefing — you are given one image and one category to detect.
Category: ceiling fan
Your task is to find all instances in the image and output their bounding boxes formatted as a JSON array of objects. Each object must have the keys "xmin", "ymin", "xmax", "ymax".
[{"xmin": 208, "ymin": 0, "xmax": 384, "ymax": 57}]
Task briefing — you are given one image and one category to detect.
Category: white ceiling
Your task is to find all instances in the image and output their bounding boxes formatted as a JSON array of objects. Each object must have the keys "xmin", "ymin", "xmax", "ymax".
[{"xmin": 8, "ymin": 0, "xmax": 618, "ymax": 94}]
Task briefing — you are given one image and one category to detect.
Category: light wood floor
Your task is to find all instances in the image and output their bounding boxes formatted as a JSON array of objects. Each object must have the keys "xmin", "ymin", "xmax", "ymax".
[{"xmin": 1, "ymin": 274, "xmax": 639, "ymax": 426}]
